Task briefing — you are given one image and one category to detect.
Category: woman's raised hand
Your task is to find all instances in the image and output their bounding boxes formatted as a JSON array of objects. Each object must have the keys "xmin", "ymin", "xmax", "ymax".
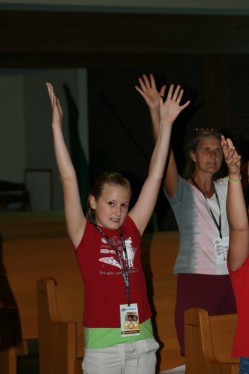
[{"xmin": 135, "ymin": 73, "xmax": 166, "ymax": 109}]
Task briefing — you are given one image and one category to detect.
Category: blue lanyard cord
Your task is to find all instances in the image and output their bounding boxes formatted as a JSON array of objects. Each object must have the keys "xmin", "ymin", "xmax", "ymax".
[
  {"xmin": 94, "ymin": 224, "xmax": 131, "ymax": 306},
  {"xmin": 191, "ymin": 178, "xmax": 222, "ymax": 239}
]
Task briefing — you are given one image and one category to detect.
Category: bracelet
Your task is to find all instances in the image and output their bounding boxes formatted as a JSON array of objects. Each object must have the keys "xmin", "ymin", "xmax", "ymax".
[{"xmin": 228, "ymin": 175, "xmax": 241, "ymax": 183}]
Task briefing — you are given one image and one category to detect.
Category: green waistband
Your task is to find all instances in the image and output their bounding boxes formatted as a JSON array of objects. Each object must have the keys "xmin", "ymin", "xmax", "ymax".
[{"xmin": 84, "ymin": 319, "xmax": 154, "ymax": 348}]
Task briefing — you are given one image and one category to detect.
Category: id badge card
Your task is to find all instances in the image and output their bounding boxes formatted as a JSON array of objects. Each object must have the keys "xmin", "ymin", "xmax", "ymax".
[
  {"xmin": 120, "ymin": 303, "xmax": 140, "ymax": 337},
  {"xmin": 214, "ymin": 236, "xmax": 229, "ymax": 264}
]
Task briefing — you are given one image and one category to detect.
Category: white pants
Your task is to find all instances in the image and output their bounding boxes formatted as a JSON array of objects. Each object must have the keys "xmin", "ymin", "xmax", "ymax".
[{"xmin": 82, "ymin": 338, "xmax": 159, "ymax": 374}]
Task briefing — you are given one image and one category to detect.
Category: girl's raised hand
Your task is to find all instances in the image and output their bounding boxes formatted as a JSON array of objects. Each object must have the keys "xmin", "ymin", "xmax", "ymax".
[
  {"xmin": 46, "ymin": 82, "xmax": 63, "ymax": 126},
  {"xmin": 159, "ymin": 84, "xmax": 190, "ymax": 124},
  {"xmin": 135, "ymin": 73, "xmax": 166, "ymax": 109}
]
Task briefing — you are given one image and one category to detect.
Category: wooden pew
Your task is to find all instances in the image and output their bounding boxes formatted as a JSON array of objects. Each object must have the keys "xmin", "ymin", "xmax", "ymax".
[
  {"xmin": 184, "ymin": 307, "xmax": 239, "ymax": 374},
  {"xmin": 142, "ymin": 232, "xmax": 185, "ymax": 370},
  {"xmin": 37, "ymin": 277, "xmax": 83, "ymax": 374},
  {"xmin": 0, "ymin": 210, "xmax": 67, "ymax": 239},
  {"xmin": 0, "ymin": 211, "xmax": 183, "ymax": 373},
  {"xmin": 0, "ymin": 217, "xmax": 81, "ymax": 374}
]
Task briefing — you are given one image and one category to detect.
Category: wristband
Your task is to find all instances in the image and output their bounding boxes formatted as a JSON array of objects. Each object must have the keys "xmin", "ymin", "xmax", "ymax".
[{"xmin": 228, "ymin": 175, "xmax": 241, "ymax": 183}]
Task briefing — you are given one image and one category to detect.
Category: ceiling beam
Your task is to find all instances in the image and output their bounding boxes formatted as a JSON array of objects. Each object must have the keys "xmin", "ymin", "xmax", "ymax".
[{"xmin": 0, "ymin": 11, "xmax": 249, "ymax": 68}]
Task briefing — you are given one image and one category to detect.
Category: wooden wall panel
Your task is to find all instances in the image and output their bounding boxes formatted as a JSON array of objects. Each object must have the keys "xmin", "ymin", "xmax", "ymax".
[{"xmin": 202, "ymin": 56, "xmax": 230, "ymax": 130}]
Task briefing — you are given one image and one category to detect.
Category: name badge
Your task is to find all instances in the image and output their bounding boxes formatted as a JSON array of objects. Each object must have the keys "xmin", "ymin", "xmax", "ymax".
[
  {"xmin": 120, "ymin": 303, "xmax": 140, "ymax": 337},
  {"xmin": 214, "ymin": 236, "xmax": 229, "ymax": 264}
]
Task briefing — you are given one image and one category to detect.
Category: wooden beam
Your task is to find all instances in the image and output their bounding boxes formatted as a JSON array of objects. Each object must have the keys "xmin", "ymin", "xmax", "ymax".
[
  {"xmin": 1, "ymin": 11, "xmax": 249, "ymax": 68},
  {"xmin": 0, "ymin": 11, "xmax": 249, "ymax": 55}
]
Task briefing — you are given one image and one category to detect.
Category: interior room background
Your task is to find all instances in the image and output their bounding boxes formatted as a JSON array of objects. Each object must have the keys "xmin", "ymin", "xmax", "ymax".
[{"xmin": 1, "ymin": 1, "xmax": 249, "ymax": 230}]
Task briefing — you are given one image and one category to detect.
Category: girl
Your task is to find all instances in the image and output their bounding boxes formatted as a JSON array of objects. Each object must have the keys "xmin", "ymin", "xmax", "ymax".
[
  {"xmin": 46, "ymin": 82, "xmax": 190, "ymax": 374},
  {"xmin": 222, "ymin": 136, "xmax": 249, "ymax": 374}
]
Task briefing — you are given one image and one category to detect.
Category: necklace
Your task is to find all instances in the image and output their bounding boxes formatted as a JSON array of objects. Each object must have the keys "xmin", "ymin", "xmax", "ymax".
[
  {"xmin": 191, "ymin": 177, "xmax": 222, "ymax": 239},
  {"xmin": 191, "ymin": 177, "xmax": 214, "ymax": 198}
]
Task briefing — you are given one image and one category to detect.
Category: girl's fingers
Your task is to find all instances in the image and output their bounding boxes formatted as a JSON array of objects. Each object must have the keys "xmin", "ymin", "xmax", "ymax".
[
  {"xmin": 138, "ymin": 77, "xmax": 146, "ymax": 91},
  {"xmin": 135, "ymin": 85, "xmax": 144, "ymax": 96},
  {"xmin": 176, "ymin": 89, "xmax": 184, "ymax": 103},
  {"xmin": 149, "ymin": 74, "xmax": 156, "ymax": 88},
  {"xmin": 172, "ymin": 85, "xmax": 181, "ymax": 101},
  {"xmin": 181, "ymin": 100, "xmax": 191, "ymax": 110},
  {"xmin": 167, "ymin": 84, "xmax": 174, "ymax": 99},
  {"xmin": 142, "ymin": 74, "xmax": 151, "ymax": 88},
  {"xmin": 159, "ymin": 85, "xmax": 166, "ymax": 97}
]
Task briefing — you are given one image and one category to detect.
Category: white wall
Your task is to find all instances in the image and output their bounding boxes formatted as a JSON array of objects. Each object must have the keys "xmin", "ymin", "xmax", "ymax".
[
  {"xmin": 0, "ymin": 74, "xmax": 25, "ymax": 182},
  {"xmin": 0, "ymin": 69, "xmax": 89, "ymax": 210}
]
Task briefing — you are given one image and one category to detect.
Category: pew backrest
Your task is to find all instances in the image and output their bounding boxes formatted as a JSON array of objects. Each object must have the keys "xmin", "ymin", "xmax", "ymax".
[
  {"xmin": 37, "ymin": 277, "xmax": 83, "ymax": 374},
  {"xmin": 184, "ymin": 307, "xmax": 239, "ymax": 374},
  {"xmin": 1, "ymin": 236, "xmax": 81, "ymax": 340}
]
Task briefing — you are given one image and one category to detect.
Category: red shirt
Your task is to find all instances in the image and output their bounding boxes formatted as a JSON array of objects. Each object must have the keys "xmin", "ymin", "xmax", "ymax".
[
  {"xmin": 229, "ymin": 256, "xmax": 249, "ymax": 357},
  {"xmin": 75, "ymin": 215, "xmax": 152, "ymax": 328}
]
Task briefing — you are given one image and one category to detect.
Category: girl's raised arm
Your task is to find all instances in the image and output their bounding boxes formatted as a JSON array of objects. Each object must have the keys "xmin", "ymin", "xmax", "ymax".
[
  {"xmin": 222, "ymin": 136, "xmax": 249, "ymax": 271},
  {"xmin": 47, "ymin": 83, "xmax": 86, "ymax": 248},
  {"xmin": 135, "ymin": 74, "xmax": 181, "ymax": 198},
  {"xmin": 130, "ymin": 84, "xmax": 190, "ymax": 235}
]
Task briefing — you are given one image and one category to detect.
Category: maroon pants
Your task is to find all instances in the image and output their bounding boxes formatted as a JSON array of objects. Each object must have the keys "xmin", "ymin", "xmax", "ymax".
[{"xmin": 175, "ymin": 273, "xmax": 237, "ymax": 356}]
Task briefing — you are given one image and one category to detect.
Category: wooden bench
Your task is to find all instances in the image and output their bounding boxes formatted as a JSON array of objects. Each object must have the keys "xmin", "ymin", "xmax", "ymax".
[
  {"xmin": 184, "ymin": 307, "xmax": 239, "ymax": 374},
  {"xmin": 0, "ymin": 210, "xmax": 67, "ymax": 239},
  {"xmin": 0, "ymin": 211, "xmax": 184, "ymax": 373},
  {"xmin": 0, "ymin": 236, "xmax": 80, "ymax": 373},
  {"xmin": 37, "ymin": 277, "xmax": 83, "ymax": 374},
  {"xmin": 142, "ymin": 232, "xmax": 185, "ymax": 370}
]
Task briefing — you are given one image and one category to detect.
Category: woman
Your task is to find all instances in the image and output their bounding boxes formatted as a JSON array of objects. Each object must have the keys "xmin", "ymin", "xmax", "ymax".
[{"xmin": 135, "ymin": 74, "xmax": 237, "ymax": 356}]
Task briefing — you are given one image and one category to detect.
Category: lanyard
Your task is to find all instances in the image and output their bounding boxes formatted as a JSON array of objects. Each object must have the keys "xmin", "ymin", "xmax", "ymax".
[
  {"xmin": 94, "ymin": 224, "xmax": 131, "ymax": 306},
  {"xmin": 191, "ymin": 177, "xmax": 222, "ymax": 239}
]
